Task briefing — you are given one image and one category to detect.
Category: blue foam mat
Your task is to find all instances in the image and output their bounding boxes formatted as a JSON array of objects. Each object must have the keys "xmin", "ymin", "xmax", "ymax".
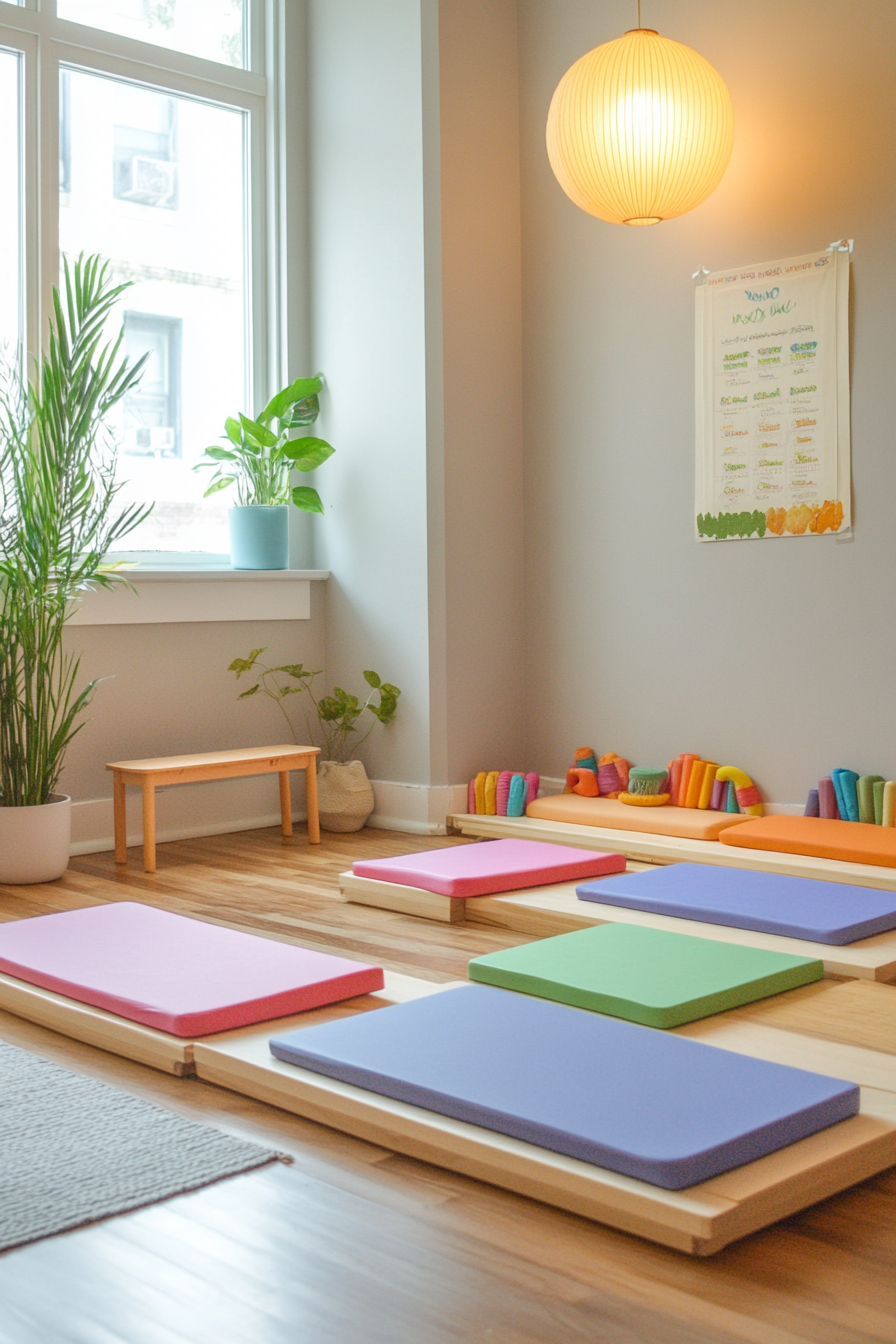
[
  {"xmin": 269, "ymin": 985, "xmax": 858, "ymax": 1189},
  {"xmin": 577, "ymin": 862, "xmax": 896, "ymax": 944}
]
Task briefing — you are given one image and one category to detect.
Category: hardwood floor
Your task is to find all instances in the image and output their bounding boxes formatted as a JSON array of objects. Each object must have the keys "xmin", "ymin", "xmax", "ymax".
[{"xmin": 1, "ymin": 825, "xmax": 895, "ymax": 1343}]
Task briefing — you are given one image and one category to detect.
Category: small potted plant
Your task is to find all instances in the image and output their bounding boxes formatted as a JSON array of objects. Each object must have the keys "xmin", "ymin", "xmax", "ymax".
[
  {"xmin": 0, "ymin": 255, "xmax": 152, "ymax": 883},
  {"xmin": 195, "ymin": 375, "xmax": 335, "ymax": 570},
  {"xmin": 228, "ymin": 649, "xmax": 400, "ymax": 831}
]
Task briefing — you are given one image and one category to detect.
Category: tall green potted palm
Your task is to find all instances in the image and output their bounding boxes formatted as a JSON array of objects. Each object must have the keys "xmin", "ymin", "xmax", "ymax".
[{"xmin": 0, "ymin": 254, "xmax": 152, "ymax": 884}]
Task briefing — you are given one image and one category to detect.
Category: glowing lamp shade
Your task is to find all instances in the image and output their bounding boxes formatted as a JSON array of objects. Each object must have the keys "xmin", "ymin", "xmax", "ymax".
[{"xmin": 546, "ymin": 28, "xmax": 733, "ymax": 226}]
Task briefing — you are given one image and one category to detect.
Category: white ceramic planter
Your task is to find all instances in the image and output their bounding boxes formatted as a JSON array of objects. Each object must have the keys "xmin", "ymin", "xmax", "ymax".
[
  {"xmin": 0, "ymin": 793, "xmax": 72, "ymax": 884},
  {"xmin": 317, "ymin": 761, "xmax": 375, "ymax": 832}
]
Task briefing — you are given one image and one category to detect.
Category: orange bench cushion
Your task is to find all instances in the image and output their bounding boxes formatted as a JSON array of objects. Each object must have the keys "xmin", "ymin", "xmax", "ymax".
[
  {"xmin": 720, "ymin": 815, "xmax": 896, "ymax": 869},
  {"xmin": 526, "ymin": 795, "xmax": 750, "ymax": 842}
]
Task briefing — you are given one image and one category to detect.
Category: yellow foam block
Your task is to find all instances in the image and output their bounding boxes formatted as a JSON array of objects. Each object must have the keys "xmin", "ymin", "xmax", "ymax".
[{"xmin": 526, "ymin": 795, "xmax": 751, "ymax": 842}]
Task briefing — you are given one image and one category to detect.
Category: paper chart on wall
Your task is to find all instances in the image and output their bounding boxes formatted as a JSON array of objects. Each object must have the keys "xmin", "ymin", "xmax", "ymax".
[{"xmin": 694, "ymin": 247, "xmax": 851, "ymax": 541}]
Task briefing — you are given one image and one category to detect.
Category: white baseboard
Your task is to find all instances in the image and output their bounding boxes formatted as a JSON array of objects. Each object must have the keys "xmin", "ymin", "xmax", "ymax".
[
  {"xmin": 367, "ymin": 781, "xmax": 469, "ymax": 835},
  {"xmin": 70, "ymin": 777, "xmax": 470, "ymax": 855}
]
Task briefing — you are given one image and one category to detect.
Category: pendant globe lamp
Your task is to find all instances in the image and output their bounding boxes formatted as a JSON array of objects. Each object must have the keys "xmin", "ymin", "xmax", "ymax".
[{"xmin": 546, "ymin": 22, "xmax": 733, "ymax": 226}]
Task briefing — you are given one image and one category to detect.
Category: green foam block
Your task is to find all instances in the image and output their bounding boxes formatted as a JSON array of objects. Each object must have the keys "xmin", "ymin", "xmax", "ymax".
[{"xmin": 467, "ymin": 924, "xmax": 824, "ymax": 1029}]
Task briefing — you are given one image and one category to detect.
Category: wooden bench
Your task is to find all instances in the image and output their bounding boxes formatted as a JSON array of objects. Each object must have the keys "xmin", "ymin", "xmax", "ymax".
[{"xmin": 106, "ymin": 745, "xmax": 320, "ymax": 873}]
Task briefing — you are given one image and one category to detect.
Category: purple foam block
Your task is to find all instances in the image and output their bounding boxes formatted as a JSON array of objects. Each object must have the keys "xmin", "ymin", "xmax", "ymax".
[{"xmin": 804, "ymin": 788, "xmax": 820, "ymax": 817}]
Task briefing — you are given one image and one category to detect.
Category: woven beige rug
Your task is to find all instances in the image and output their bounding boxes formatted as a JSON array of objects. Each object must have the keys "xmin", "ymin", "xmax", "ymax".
[{"xmin": 0, "ymin": 1040, "xmax": 282, "ymax": 1252}]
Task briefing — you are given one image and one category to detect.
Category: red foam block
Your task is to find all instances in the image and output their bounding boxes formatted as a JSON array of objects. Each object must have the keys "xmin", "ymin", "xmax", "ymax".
[
  {"xmin": 352, "ymin": 838, "xmax": 627, "ymax": 898},
  {"xmin": 0, "ymin": 902, "xmax": 384, "ymax": 1037}
]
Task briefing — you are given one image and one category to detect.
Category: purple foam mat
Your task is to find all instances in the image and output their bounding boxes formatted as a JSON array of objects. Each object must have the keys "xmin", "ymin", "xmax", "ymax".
[
  {"xmin": 576, "ymin": 863, "xmax": 896, "ymax": 945},
  {"xmin": 269, "ymin": 984, "xmax": 858, "ymax": 1189}
]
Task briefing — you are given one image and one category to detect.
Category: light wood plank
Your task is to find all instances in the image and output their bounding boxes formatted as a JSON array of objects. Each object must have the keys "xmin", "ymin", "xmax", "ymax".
[
  {"xmin": 467, "ymin": 883, "xmax": 896, "ymax": 981},
  {"xmin": 339, "ymin": 861, "xmax": 655, "ymax": 924},
  {"xmin": 0, "ymin": 968, "xmax": 455, "ymax": 1076},
  {"xmin": 450, "ymin": 812, "xmax": 896, "ymax": 892},
  {"xmin": 340, "ymin": 872, "xmax": 467, "ymax": 923},
  {"xmin": 194, "ymin": 1013, "xmax": 896, "ymax": 1258},
  {"xmin": 0, "ymin": 972, "xmax": 192, "ymax": 1074},
  {"xmin": 721, "ymin": 978, "xmax": 896, "ymax": 1055},
  {"xmin": 106, "ymin": 744, "xmax": 319, "ymax": 775}
]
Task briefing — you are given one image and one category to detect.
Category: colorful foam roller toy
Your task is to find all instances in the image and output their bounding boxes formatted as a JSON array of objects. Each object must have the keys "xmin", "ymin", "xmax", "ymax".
[{"xmin": 715, "ymin": 766, "xmax": 764, "ymax": 817}]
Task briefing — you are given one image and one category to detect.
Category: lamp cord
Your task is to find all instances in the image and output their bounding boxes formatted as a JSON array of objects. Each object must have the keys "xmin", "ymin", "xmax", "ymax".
[{"xmin": 637, "ymin": 0, "xmax": 642, "ymax": 27}]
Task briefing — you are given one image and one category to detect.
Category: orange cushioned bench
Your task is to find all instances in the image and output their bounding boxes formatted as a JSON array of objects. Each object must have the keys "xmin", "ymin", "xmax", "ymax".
[
  {"xmin": 527, "ymin": 795, "xmax": 751, "ymax": 842},
  {"xmin": 720, "ymin": 816, "xmax": 896, "ymax": 869}
]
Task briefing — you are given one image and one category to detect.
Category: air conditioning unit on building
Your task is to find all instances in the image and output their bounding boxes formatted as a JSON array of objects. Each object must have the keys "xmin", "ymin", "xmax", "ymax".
[
  {"xmin": 124, "ymin": 426, "xmax": 176, "ymax": 456},
  {"xmin": 119, "ymin": 156, "xmax": 176, "ymax": 207}
]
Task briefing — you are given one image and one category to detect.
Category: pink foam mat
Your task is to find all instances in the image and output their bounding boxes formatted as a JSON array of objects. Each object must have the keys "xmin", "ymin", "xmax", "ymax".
[
  {"xmin": 0, "ymin": 902, "xmax": 384, "ymax": 1037},
  {"xmin": 352, "ymin": 838, "xmax": 627, "ymax": 898}
]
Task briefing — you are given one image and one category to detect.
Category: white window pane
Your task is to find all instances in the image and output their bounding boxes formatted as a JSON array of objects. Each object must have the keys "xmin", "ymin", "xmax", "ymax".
[
  {"xmin": 58, "ymin": 0, "xmax": 246, "ymax": 70},
  {"xmin": 60, "ymin": 68, "xmax": 248, "ymax": 553},
  {"xmin": 0, "ymin": 50, "xmax": 22, "ymax": 365}
]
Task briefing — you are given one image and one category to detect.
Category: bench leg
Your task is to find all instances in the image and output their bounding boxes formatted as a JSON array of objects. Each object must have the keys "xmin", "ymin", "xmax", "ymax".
[
  {"xmin": 279, "ymin": 771, "xmax": 293, "ymax": 838},
  {"xmin": 142, "ymin": 782, "xmax": 157, "ymax": 874},
  {"xmin": 306, "ymin": 760, "xmax": 320, "ymax": 844},
  {"xmin": 113, "ymin": 775, "xmax": 127, "ymax": 865}
]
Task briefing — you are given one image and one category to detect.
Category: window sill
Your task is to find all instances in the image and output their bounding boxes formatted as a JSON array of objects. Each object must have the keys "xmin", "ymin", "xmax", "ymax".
[{"xmin": 67, "ymin": 570, "xmax": 330, "ymax": 626}]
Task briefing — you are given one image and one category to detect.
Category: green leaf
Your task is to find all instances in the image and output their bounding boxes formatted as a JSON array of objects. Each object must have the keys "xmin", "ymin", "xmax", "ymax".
[
  {"xmin": 225, "ymin": 416, "xmax": 242, "ymax": 446},
  {"xmin": 239, "ymin": 413, "xmax": 278, "ymax": 448},
  {"xmin": 238, "ymin": 684, "xmax": 261, "ymax": 699},
  {"xmin": 290, "ymin": 485, "xmax": 324, "ymax": 513},
  {"xmin": 259, "ymin": 376, "xmax": 322, "ymax": 425},
  {"xmin": 202, "ymin": 446, "xmax": 238, "ymax": 462},
  {"xmin": 363, "ymin": 670, "xmax": 381, "ymax": 688},
  {"xmin": 228, "ymin": 649, "xmax": 265, "ymax": 677},
  {"xmin": 285, "ymin": 394, "xmax": 320, "ymax": 427},
  {"xmin": 202, "ymin": 476, "xmax": 235, "ymax": 497},
  {"xmin": 282, "ymin": 437, "xmax": 335, "ymax": 471}
]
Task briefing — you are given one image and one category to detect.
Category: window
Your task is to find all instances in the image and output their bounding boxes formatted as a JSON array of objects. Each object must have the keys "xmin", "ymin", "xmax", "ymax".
[
  {"xmin": 58, "ymin": 1, "xmax": 246, "ymax": 70},
  {"xmin": 0, "ymin": 48, "xmax": 22, "ymax": 364},
  {"xmin": 0, "ymin": 1, "xmax": 272, "ymax": 558}
]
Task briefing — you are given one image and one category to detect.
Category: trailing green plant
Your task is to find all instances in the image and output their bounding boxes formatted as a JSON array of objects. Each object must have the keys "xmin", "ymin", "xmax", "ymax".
[
  {"xmin": 0, "ymin": 254, "xmax": 152, "ymax": 807},
  {"xmin": 227, "ymin": 648, "xmax": 400, "ymax": 762},
  {"xmin": 194, "ymin": 374, "xmax": 335, "ymax": 512}
]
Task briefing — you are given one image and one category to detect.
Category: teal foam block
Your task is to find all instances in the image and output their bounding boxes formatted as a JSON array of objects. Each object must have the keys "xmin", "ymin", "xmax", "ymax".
[
  {"xmin": 832, "ymin": 769, "xmax": 859, "ymax": 823},
  {"xmin": 467, "ymin": 923, "xmax": 823, "ymax": 1029}
]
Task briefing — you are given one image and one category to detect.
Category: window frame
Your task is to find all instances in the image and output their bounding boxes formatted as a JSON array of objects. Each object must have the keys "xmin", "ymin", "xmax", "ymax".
[{"xmin": 0, "ymin": 0, "xmax": 283, "ymax": 565}]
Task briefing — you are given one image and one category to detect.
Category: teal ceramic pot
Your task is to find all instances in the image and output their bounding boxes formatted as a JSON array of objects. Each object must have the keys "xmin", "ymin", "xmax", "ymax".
[{"xmin": 229, "ymin": 505, "xmax": 289, "ymax": 569}]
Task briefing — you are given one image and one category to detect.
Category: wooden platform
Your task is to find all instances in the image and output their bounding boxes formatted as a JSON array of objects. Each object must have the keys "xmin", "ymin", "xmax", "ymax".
[
  {"xmin": 448, "ymin": 812, "xmax": 896, "ymax": 893},
  {"xmin": 0, "ymin": 968, "xmax": 452, "ymax": 1075},
  {"xmin": 5, "ymin": 826, "xmax": 896, "ymax": 1336},
  {"xmin": 193, "ymin": 977, "xmax": 896, "ymax": 1257},
  {"xmin": 463, "ymin": 882, "xmax": 896, "ymax": 981},
  {"xmin": 340, "ymin": 871, "xmax": 467, "ymax": 923}
]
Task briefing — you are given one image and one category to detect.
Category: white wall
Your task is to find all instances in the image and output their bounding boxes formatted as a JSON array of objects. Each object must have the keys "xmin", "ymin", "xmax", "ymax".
[
  {"xmin": 306, "ymin": 0, "xmax": 435, "ymax": 788},
  {"xmin": 306, "ymin": 0, "xmax": 527, "ymax": 796},
  {"xmin": 518, "ymin": 0, "xmax": 896, "ymax": 806}
]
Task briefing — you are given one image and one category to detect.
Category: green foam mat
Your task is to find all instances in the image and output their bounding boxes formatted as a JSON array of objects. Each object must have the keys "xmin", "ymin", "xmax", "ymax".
[{"xmin": 467, "ymin": 924, "xmax": 823, "ymax": 1029}]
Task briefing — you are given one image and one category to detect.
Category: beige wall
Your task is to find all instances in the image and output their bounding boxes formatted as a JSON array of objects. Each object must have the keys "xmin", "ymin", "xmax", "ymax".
[
  {"xmin": 307, "ymin": 0, "xmax": 527, "ymax": 791},
  {"xmin": 518, "ymin": 0, "xmax": 896, "ymax": 805},
  {"xmin": 59, "ymin": 591, "xmax": 326, "ymax": 850},
  {"xmin": 437, "ymin": 0, "xmax": 526, "ymax": 784}
]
